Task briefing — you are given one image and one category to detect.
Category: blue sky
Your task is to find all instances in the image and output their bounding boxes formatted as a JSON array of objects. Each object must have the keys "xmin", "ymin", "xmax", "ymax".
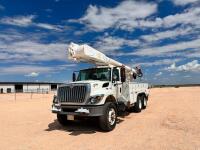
[{"xmin": 0, "ymin": 0, "xmax": 200, "ymax": 85}]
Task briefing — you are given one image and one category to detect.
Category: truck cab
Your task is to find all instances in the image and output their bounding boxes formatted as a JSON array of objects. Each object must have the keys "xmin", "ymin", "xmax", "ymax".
[{"xmin": 74, "ymin": 66, "xmax": 123, "ymax": 103}]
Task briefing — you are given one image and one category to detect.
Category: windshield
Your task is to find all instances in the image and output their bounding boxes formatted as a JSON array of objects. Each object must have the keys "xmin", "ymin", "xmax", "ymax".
[{"xmin": 77, "ymin": 68, "xmax": 111, "ymax": 81}]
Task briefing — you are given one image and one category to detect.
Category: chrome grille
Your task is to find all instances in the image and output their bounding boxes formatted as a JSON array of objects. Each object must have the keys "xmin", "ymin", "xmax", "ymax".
[{"xmin": 58, "ymin": 84, "xmax": 88, "ymax": 103}]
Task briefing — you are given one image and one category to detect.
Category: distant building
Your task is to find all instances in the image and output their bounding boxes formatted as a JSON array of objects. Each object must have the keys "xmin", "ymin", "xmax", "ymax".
[{"xmin": 0, "ymin": 82, "xmax": 63, "ymax": 93}]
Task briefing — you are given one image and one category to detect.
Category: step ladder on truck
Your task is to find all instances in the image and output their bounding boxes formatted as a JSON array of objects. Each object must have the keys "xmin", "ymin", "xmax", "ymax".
[{"xmin": 52, "ymin": 42, "xmax": 149, "ymax": 131}]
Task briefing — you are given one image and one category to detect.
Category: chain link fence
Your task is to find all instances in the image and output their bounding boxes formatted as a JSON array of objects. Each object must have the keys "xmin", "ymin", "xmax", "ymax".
[{"xmin": 0, "ymin": 89, "xmax": 56, "ymax": 101}]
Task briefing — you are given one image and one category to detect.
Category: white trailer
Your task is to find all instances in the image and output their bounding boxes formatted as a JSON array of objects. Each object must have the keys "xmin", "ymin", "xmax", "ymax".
[{"xmin": 52, "ymin": 43, "xmax": 149, "ymax": 131}]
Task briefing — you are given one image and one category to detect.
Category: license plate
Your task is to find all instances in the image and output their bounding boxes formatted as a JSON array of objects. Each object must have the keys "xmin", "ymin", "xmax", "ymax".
[{"xmin": 67, "ymin": 115, "xmax": 74, "ymax": 120}]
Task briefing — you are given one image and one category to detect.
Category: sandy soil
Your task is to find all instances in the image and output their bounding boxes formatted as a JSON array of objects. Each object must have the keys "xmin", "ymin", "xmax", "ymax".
[{"xmin": 0, "ymin": 87, "xmax": 200, "ymax": 150}]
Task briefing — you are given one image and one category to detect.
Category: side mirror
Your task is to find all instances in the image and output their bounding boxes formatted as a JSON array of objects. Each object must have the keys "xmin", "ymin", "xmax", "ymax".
[
  {"xmin": 120, "ymin": 67, "xmax": 126, "ymax": 82},
  {"xmin": 133, "ymin": 73, "xmax": 137, "ymax": 79},
  {"xmin": 135, "ymin": 66, "xmax": 143, "ymax": 77},
  {"xmin": 72, "ymin": 72, "xmax": 76, "ymax": 82}
]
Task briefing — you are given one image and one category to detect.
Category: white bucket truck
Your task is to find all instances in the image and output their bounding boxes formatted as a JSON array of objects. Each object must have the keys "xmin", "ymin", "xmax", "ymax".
[{"xmin": 52, "ymin": 43, "xmax": 149, "ymax": 131}]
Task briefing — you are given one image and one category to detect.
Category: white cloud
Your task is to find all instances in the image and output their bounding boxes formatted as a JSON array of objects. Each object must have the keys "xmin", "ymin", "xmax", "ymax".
[
  {"xmin": 0, "ymin": 29, "xmax": 46, "ymax": 42},
  {"xmin": 0, "ymin": 15, "xmax": 35, "ymax": 27},
  {"xmin": 0, "ymin": 63, "xmax": 76, "ymax": 75},
  {"xmin": 166, "ymin": 60, "xmax": 200, "ymax": 72},
  {"xmin": 130, "ymin": 38, "xmax": 200, "ymax": 56},
  {"xmin": 25, "ymin": 72, "xmax": 39, "ymax": 77},
  {"xmin": 140, "ymin": 27, "xmax": 193, "ymax": 42},
  {"xmin": 0, "ymin": 29, "xmax": 71, "ymax": 64},
  {"xmin": 155, "ymin": 72, "xmax": 163, "ymax": 76},
  {"xmin": 172, "ymin": 0, "xmax": 199, "ymax": 6},
  {"xmin": 34, "ymin": 23, "xmax": 62, "ymax": 31},
  {"xmin": 134, "ymin": 59, "xmax": 181, "ymax": 67},
  {"xmin": 139, "ymin": 7, "xmax": 200, "ymax": 28},
  {"xmin": 69, "ymin": 1, "xmax": 200, "ymax": 62},
  {"xmin": 0, "ymin": 40, "xmax": 68, "ymax": 62},
  {"xmin": 94, "ymin": 36, "xmax": 140, "ymax": 53},
  {"xmin": 187, "ymin": 50, "xmax": 200, "ymax": 58},
  {"xmin": 0, "ymin": 32, "xmax": 23, "ymax": 41},
  {"xmin": 0, "ymin": 15, "xmax": 62, "ymax": 31},
  {"xmin": 94, "ymin": 24, "xmax": 199, "ymax": 57},
  {"xmin": 0, "ymin": 65, "xmax": 55, "ymax": 75},
  {"xmin": 77, "ymin": 1, "xmax": 157, "ymax": 31},
  {"xmin": 74, "ymin": 2, "xmax": 200, "ymax": 32}
]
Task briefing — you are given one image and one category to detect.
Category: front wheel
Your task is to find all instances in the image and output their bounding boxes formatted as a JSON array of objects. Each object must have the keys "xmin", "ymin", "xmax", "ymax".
[
  {"xmin": 99, "ymin": 102, "xmax": 117, "ymax": 132},
  {"xmin": 57, "ymin": 114, "xmax": 68, "ymax": 126}
]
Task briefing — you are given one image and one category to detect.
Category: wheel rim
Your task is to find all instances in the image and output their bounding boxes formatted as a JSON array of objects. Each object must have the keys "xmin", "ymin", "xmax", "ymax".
[
  {"xmin": 143, "ymin": 98, "xmax": 147, "ymax": 106},
  {"xmin": 139, "ymin": 99, "xmax": 142, "ymax": 109},
  {"xmin": 108, "ymin": 108, "xmax": 116, "ymax": 126}
]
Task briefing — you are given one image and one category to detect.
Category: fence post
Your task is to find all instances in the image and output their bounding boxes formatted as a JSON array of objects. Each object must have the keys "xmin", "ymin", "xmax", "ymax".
[
  {"xmin": 31, "ymin": 90, "xmax": 33, "ymax": 99},
  {"xmin": 14, "ymin": 90, "xmax": 16, "ymax": 102}
]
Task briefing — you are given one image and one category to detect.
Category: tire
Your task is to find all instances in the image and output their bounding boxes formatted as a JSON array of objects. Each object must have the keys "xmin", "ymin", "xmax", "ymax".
[
  {"xmin": 57, "ymin": 114, "xmax": 68, "ymax": 126},
  {"xmin": 99, "ymin": 102, "xmax": 117, "ymax": 132},
  {"xmin": 133, "ymin": 96, "xmax": 142, "ymax": 113},
  {"xmin": 142, "ymin": 96, "xmax": 147, "ymax": 109}
]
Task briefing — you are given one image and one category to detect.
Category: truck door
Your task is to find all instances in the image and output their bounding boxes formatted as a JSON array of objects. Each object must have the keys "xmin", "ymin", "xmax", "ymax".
[{"xmin": 112, "ymin": 67, "xmax": 122, "ymax": 99}]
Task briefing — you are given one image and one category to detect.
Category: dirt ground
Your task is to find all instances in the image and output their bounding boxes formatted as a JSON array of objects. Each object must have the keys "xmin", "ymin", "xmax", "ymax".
[{"xmin": 0, "ymin": 87, "xmax": 200, "ymax": 150}]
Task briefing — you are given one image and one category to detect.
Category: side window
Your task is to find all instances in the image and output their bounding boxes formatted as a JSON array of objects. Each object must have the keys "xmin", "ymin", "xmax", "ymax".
[
  {"xmin": 7, "ymin": 88, "xmax": 11, "ymax": 93},
  {"xmin": 112, "ymin": 68, "xmax": 120, "ymax": 81},
  {"xmin": 81, "ymin": 72, "xmax": 87, "ymax": 80}
]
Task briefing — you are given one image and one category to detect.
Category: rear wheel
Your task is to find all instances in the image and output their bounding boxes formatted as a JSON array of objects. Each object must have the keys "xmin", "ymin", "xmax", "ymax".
[
  {"xmin": 57, "ymin": 114, "xmax": 68, "ymax": 126},
  {"xmin": 99, "ymin": 102, "xmax": 117, "ymax": 132},
  {"xmin": 133, "ymin": 96, "xmax": 142, "ymax": 113}
]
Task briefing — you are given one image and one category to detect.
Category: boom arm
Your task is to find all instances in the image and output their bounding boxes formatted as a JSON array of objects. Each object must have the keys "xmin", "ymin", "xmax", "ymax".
[{"xmin": 67, "ymin": 42, "xmax": 142, "ymax": 77}]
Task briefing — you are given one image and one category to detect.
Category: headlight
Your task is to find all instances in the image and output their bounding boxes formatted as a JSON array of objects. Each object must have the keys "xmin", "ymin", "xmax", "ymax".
[
  {"xmin": 53, "ymin": 95, "xmax": 58, "ymax": 103},
  {"xmin": 87, "ymin": 94, "xmax": 104, "ymax": 104}
]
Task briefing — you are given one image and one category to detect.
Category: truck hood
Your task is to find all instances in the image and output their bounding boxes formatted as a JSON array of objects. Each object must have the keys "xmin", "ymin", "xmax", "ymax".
[
  {"xmin": 70, "ymin": 80, "xmax": 110, "ymax": 94},
  {"xmin": 72, "ymin": 80, "xmax": 109, "ymax": 87},
  {"xmin": 71, "ymin": 80, "xmax": 108, "ymax": 85}
]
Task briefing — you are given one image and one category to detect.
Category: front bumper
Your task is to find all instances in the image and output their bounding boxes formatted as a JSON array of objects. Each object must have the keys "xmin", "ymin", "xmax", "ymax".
[{"xmin": 52, "ymin": 103, "xmax": 104, "ymax": 117}]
